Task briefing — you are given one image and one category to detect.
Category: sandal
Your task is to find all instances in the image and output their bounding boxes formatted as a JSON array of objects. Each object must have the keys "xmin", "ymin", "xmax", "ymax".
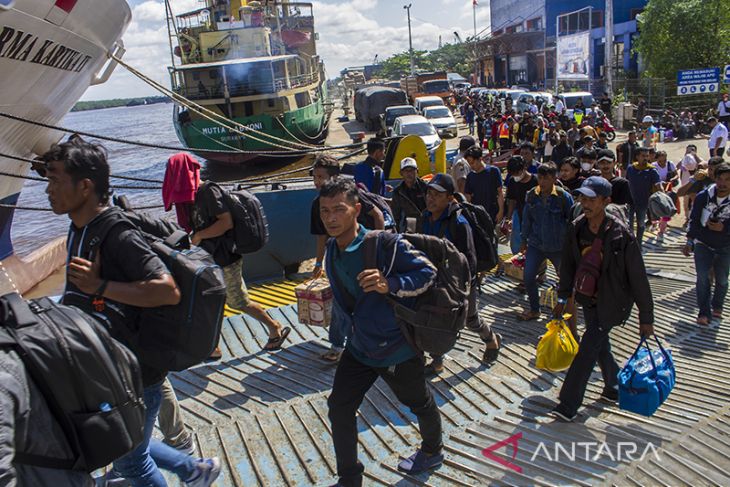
[
  {"xmin": 263, "ymin": 326, "xmax": 291, "ymax": 351},
  {"xmin": 696, "ymin": 316, "xmax": 710, "ymax": 326},
  {"xmin": 321, "ymin": 348, "xmax": 343, "ymax": 363},
  {"xmin": 208, "ymin": 346, "xmax": 222, "ymax": 360},
  {"xmin": 482, "ymin": 333, "xmax": 502, "ymax": 364},
  {"xmin": 517, "ymin": 310, "xmax": 540, "ymax": 321}
]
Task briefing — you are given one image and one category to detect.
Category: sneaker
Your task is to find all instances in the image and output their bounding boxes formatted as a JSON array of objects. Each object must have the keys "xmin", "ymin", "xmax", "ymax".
[
  {"xmin": 397, "ymin": 449, "xmax": 444, "ymax": 474},
  {"xmin": 550, "ymin": 406, "xmax": 577, "ymax": 422},
  {"xmin": 166, "ymin": 434, "xmax": 195, "ymax": 456},
  {"xmin": 600, "ymin": 388, "xmax": 619, "ymax": 403},
  {"xmin": 186, "ymin": 457, "xmax": 221, "ymax": 487}
]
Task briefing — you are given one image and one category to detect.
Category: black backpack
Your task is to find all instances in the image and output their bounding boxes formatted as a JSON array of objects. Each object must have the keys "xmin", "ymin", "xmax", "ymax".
[
  {"xmin": 78, "ymin": 212, "xmax": 227, "ymax": 372},
  {"xmin": 363, "ymin": 231, "xmax": 470, "ymax": 356},
  {"xmin": 356, "ymin": 183, "xmax": 396, "ymax": 229},
  {"xmin": 0, "ymin": 293, "xmax": 145, "ymax": 472},
  {"xmin": 451, "ymin": 195, "xmax": 499, "ymax": 272},
  {"xmin": 199, "ymin": 181, "xmax": 270, "ymax": 255}
]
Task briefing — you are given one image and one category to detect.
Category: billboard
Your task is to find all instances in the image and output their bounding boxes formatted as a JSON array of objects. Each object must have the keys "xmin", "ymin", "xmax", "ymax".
[{"xmin": 556, "ymin": 32, "xmax": 590, "ymax": 80}]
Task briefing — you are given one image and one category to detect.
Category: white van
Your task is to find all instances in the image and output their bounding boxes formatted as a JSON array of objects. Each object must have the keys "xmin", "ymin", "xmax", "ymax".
[{"xmin": 414, "ymin": 96, "xmax": 445, "ymax": 114}]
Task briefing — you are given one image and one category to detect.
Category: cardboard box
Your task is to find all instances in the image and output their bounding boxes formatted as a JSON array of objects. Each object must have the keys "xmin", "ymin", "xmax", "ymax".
[
  {"xmin": 502, "ymin": 254, "xmax": 547, "ymax": 282},
  {"xmin": 295, "ymin": 278, "xmax": 333, "ymax": 327}
]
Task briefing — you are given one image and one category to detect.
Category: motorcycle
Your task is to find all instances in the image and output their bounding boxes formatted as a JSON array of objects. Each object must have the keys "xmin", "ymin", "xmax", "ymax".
[{"xmin": 597, "ymin": 115, "xmax": 616, "ymax": 142}]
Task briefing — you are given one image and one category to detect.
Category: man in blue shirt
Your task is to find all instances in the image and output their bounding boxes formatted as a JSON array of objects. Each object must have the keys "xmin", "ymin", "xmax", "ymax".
[
  {"xmin": 354, "ymin": 138, "xmax": 386, "ymax": 196},
  {"xmin": 321, "ymin": 179, "xmax": 442, "ymax": 486},
  {"xmin": 463, "ymin": 145, "xmax": 504, "ymax": 223},
  {"xmin": 626, "ymin": 147, "xmax": 662, "ymax": 245},
  {"xmin": 518, "ymin": 163, "xmax": 574, "ymax": 321},
  {"xmin": 421, "ymin": 173, "xmax": 501, "ymax": 374}
]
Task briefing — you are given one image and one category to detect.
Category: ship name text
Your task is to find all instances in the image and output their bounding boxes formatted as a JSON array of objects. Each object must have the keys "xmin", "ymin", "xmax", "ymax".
[{"xmin": 0, "ymin": 26, "xmax": 93, "ymax": 73}]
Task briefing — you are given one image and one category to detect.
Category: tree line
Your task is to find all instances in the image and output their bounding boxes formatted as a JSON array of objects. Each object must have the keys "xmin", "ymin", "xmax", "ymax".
[{"xmin": 72, "ymin": 96, "xmax": 171, "ymax": 112}]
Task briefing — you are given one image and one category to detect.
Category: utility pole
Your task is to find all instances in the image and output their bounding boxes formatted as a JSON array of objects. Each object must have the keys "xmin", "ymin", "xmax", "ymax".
[
  {"xmin": 404, "ymin": 4, "xmax": 415, "ymax": 75},
  {"xmin": 473, "ymin": 1, "xmax": 478, "ymax": 85},
  {"xmin": 604, "ymin": 0, "xmax": 614, "ymax": 96}
]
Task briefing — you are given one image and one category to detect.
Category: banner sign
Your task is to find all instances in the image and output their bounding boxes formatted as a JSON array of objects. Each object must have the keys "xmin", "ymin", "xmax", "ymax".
[
  {"xmin": 556, "ymin": 32, "xmax": 590, "ymax": 80},
  {"xmin": 676, "ymin": 68, "xmax": 719, "ymax": 95}
]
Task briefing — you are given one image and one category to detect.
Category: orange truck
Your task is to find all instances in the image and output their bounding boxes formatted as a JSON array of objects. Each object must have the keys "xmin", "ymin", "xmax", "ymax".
[{"xmin": 400, "ymin": 71, "xmax": 454, "ymax": 106}]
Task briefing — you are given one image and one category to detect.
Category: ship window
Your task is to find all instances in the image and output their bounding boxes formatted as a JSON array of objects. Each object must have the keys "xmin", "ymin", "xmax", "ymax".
[
  {"xmin": 268, "ymin": 98, "xmax": 275, "ymax": 107},
  {"xmin": 244, "ymin": 102, "xmax": 254, "ymax": 116},
  {"xmin": 295, "ymin": 92, "xmax": 310, "ymax": 108}
]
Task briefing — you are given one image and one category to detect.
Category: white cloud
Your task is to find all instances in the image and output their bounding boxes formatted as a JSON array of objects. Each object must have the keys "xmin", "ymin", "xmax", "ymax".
[{"xmin": 82, "ymin": 0, "xmax": 487, "ymax": 100}]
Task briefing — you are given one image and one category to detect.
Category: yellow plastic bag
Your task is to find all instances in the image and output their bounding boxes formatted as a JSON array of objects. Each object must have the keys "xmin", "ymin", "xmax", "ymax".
[
  {"xmin": 535, "ymin": 318, "xmax": 579, "ymax": 372},
  {"xmin": 540, "ymin": 287, "xmax": 558, "ymax": 309}
]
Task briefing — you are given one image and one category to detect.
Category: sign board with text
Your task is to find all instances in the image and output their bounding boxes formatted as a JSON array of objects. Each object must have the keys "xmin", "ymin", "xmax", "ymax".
[
  {"xmin": 556, "ymin": 32, "xmax": 590, "ymax": 80},
  {"xmin": 724, "ymin": 65, "xmax": 730, "ymax": 84},
  {"xmin": 677, "ymin": 68, "xmax": 719, "ymax": 95}
]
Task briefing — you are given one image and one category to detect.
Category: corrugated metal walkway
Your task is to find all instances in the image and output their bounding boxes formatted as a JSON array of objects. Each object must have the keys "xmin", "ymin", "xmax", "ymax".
[{"xmin": 166, "ymin": 227, "xmax": 730, "ymax": 486}]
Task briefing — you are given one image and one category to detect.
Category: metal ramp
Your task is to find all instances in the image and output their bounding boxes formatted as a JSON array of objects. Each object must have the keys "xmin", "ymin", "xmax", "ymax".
[{"xmin": 165, "ymin": 227, "xmax": 730, "ymax": 486}]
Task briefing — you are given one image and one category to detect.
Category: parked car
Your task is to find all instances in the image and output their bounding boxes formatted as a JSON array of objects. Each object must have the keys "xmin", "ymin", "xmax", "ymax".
[
  {"xmin": 516, "ymin": 92, "xmax": 554, "ymax": 113},
  {"xmin": 414, "ymin": 95, "xmax": 445, "ymax": 114},
  {"xmin": 423, "ymin": 106, "xmax": 458, "ymax": 138},
  {"xmin": 380, "ymin": 105, "xmax": 417, "ymax": 136},
  {"xmin": 392, "ymin": 114, "xmax": 442, "ymax": 152},
  {"xmin": 556, "ymin": 91, "xmax": 595, "ymax": 118}
]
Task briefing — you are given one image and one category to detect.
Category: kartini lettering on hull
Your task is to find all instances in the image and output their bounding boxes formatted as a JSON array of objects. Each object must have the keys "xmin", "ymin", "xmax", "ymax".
[{"xmin": 0, "ymin": 26, "xmax": 93, "ymax": 72}]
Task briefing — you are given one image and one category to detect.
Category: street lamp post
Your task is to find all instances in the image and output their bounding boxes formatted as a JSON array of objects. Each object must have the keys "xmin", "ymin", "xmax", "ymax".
[{"xmin": 404, "ymin": 4, "xmax": 415, "ymax": 75}]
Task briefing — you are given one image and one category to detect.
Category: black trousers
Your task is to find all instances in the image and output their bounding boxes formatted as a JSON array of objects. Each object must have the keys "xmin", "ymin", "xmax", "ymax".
[
  {"xmin": 327, "ymin": 349, "xmax": 443, "ymax": 487},
  {"xmin": 558, "ymin": 305, "xmax": 620, "ymax": 416}
]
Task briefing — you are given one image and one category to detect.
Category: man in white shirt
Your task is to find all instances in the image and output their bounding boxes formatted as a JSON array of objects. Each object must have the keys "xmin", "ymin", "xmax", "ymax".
[
  {"xmin": 718, "ymin": 93, "xmax": 730, "ymax": 129},
  {"xmin": 708, "ymin": 117, "xmax": 728, "ymax": 158},
  {"xmin": 555, "ymin": 98, "xmax": 565, "ymax": 114},
  {"xmin": 450, "ymin": 136, "xmax": 476, "ymax": 193}
]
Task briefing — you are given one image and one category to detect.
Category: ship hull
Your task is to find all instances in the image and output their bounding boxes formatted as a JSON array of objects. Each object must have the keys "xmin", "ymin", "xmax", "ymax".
[
  {"xmin": 173, "ymin": 99, "xmax": 330, "ymax": 165},
  {"xmin": 0, "ymin": 0, "xmax": 131, "ymax": 294}
]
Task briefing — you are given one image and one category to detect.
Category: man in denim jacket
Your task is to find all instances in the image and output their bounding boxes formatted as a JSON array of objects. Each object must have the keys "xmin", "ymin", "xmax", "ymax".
[
  {"xmin": 518, "ymin": 162, "xmax": 574, "ymax": 321},
  {"xmin": 320, "ymin": 179, "xmax": 441, "ymax": 486}
]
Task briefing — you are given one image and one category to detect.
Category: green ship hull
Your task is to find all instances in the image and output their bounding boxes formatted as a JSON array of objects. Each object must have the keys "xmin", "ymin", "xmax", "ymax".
[{"xmin": 174, "ymin": 98, "xmax": 329, "ymax": 165}]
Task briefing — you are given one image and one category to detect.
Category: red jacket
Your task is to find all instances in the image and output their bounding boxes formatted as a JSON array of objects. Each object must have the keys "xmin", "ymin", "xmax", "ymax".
[{"xmin": 162, "ymin": 152, "xmax": 200, "ymax": 231}]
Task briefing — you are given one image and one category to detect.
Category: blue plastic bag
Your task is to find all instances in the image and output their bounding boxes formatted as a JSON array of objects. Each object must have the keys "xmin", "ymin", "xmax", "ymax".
[{"xmin": 618, "ymin": 335, "xmax": 675, "ymax": 417}]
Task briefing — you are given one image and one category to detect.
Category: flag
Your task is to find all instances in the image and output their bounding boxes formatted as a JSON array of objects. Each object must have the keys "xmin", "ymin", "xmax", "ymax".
[
  {"xmin": 55, "ymin": 0, "xmax": 78, "ymax": 13},
  {"xmin": 473, "ymin": 0, "xmax": 478, "ymax": 5}
]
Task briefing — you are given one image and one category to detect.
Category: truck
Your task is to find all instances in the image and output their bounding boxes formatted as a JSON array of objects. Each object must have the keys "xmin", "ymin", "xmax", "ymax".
[{"xmin": 400, "ymin": 71, "xmax": 454, "ymax": 106}]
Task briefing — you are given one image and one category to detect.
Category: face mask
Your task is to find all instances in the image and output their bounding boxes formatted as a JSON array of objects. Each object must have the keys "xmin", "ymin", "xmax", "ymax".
[
  {"xmin": 513, "ymin": 172, "xmax": 525, "ymax": 182},
  {"xmin": 581, "ymin": 163, "xmax": 593, "ymax": 172}
]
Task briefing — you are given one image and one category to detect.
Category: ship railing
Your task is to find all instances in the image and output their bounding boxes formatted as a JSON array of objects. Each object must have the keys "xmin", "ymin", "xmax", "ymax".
[{"xmin": 174, "ymin": 72, "xmax": 318, "ymax": 99}]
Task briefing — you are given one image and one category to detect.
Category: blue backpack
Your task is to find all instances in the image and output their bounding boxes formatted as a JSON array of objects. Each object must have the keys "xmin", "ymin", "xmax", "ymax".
[{"xmin": 618, "ymin": 335, "xmax": 675, "ymax": 417}]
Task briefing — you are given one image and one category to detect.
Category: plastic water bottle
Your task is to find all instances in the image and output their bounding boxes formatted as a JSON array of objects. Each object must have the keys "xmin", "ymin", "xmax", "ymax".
[{"xmin": 99, "ymin": 402, "xmax": 112, "ymax": 412}]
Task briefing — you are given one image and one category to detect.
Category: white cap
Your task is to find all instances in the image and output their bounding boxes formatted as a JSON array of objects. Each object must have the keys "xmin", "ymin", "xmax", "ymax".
[
  {"xmin": 400, "ymin": 157, "xmax": 418, "ymax": 170},
  {"xmin": 642, "ymin": 115, "xmax": 654, "ymax": 123}
]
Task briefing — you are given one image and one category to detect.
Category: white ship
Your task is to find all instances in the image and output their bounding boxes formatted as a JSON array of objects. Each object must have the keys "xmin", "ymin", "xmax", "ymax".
[{"xmin": 0, "ymin": 0, "xmax": 131, "ymax": 295}]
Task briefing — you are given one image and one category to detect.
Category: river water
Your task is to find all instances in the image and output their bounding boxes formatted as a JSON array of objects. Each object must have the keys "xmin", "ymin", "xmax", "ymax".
[{"xmin": 11, "ymin": 102, "xmax": 306, "ymax": 256}]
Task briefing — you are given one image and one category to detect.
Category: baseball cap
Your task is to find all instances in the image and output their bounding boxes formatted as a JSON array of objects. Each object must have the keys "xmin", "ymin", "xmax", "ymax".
[
  {"xmin": 559, "ymin": 130, "xmax": 567, "ymax": 137},
  {"xmin": 583, "ymin": 135, "xmax": 594, "ymax": 142},
  {"xmin": 575, "ymin": 176, "xmax": 612, "ymax": 198},
  {"xmin": 642, "ymin": 115, "xmax": 654, "ymax": 123},
  {"xmin": 400, "ymin": 157, "xmax": 418, "ymax": 170},
  {"xmin": 597, "ymin": 149, "xmax": 616, "ymax": 162},
  {"xmin": 427, "ymin": 173, "xmax": 455, "ymax": 194}
]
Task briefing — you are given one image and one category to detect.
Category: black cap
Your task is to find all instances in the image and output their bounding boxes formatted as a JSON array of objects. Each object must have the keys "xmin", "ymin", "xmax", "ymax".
[
  {"xmin": 576, "ymin": 176, "xmax": 612, "ymax": 198},
  {"xmin": 427, "ymin": 173, "xmax": 455, "ymax": 194},
  {"xmin": 459, "ymin": 136, "xmax": 477, "ymax": 152}
]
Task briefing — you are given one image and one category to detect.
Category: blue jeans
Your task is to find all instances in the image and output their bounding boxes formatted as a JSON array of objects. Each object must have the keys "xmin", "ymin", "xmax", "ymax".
[
  {"xmin": 694, "ymin": 242, "xmax": 730, "ymax": 318},
  {"xmin": 114, "ymin": 381, "xmax": 198, "ymax": 486},
  {"xmin": 558, "ymin": 305, "xmax": 619, "ymax": 416},
  {"xmin": 629, "ymin": 204, "xmax": 648, "ymax": 245},
  {"xmin": 510, "ymin": 212, "xmax": 523, "ymax": 255},
  {"xmin": 524, "ymin": 245, "xmax": 561, "ymax": 313}
]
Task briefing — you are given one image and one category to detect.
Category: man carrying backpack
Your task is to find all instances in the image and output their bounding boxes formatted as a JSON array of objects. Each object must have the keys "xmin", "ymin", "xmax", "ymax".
[
  {"xmin": 354, "ymin": 138, "xmax": 387, "ymax": 196},
  {"xmin": 684, "ymin": 163, "xmax": 730, "ymax": 326},
  {"xmin": 517, "ymin": 163, "xmax": 574, "ymax": 321},
  {"xmin": 190, "ymin": 182, "xmax": 290, "ymax": 353},
  {"xmin": 551, "ymin": 177, "xmax": 654, "ymax": 421},
  {"xmin": 320, "ymin": 179, "xmax": 443, "ymax": 486},
  {"xmin": 463, "ymin": 146, "xmax": 504, "ymax": 224},
  {"xmin": 421, "ymin": 173, "xmax": 501, "ymax": 374},
  {"xmin": 43, "ymin": 138, "xmax": 220, "ymax": 486}
]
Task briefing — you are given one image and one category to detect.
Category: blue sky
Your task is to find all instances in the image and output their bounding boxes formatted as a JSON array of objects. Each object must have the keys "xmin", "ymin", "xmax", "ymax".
[{"xmin": 82, "ymin": 0, "xmax": 491, "ymax": 100}]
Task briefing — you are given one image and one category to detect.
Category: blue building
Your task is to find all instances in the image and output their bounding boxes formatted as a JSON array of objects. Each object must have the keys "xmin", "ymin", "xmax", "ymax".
[{"xmin": 477, "ymin": 0, "xmax": 647, "ymax": 90}]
